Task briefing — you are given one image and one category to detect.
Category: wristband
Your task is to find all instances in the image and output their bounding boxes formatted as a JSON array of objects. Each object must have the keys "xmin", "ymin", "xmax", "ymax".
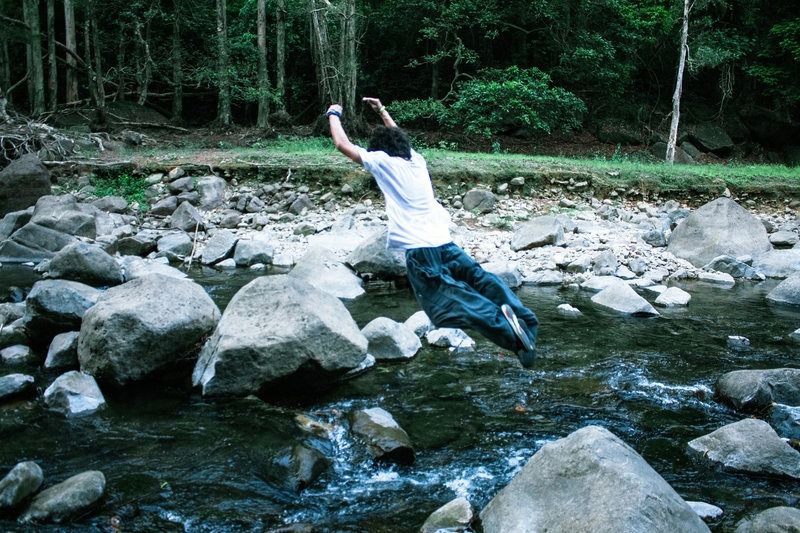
[
  {"xmin": 377, "ymin": 106, "xmax": 386, "ymax": 114},
  {"xmin": 327, "ymin": 109, "xmax": 341, "ymax": 118}
]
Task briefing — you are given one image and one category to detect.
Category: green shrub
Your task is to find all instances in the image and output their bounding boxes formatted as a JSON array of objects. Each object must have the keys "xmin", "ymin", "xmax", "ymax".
[
  {"xmin": 388, "ymin": 98, "xmax": 448, "ymax": 128},
  {"xmin": 90, "ymin": 172, "xmax": 148, "ymax": 206}
]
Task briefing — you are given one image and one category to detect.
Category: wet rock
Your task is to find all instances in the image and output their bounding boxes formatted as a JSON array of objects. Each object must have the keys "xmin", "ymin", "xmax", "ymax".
[
  {"xmin": 593, "ymin": 250, "xmax": 618, "ymax": 276},
  {"xmin": 0, "ymin": 302, "xmax": 25, "ymax": 324},
  {"xmin": 117, "ymin": 229, "xmax": 160, "ymax": 256},
  {"xmin": 197, "ymin": 176, "xmax": 228, "ymax": 210},
  {"xmin": 361, "ymin": 317, "xmax": 421, "ymax": 361},
  {"xmin": 480, "ymin": 425, "xmax": 710, "ymax": 533},
  {"xmin": 733, "ymin": 506, "xmax": 800, "ymax": 533},
  {"xmin": 0, "ymin": 373, "xmax": 35, "ymax": 400},
  {"xmin": 121, "ymin": 256, "xmax": 187, "ymax": 281},
  {"xmin": 0, "ymin": 318, "xmax": 29, "ymax": 350},
  {"xmin": 44, "ymin": 331, "xmax": 80, "ymax": 370},
  {"xmin": 770, "ymin": 404, "xmax": 800, "ymax": 441},
  {"xmin": 24, "ymin": 280, "xmax": 101, "ymax": 341},
  {"xmin": 696, "ymin": 271, "xmax": 735, "ymax": 286},
  {"xmin": 289, "ymin": 246, "xmax": 363, "ymax": 300},
  {"xmin": 686, "ymin": 501, "xmax": 723, "ymax": 522},
  {"xmin": 0, "ymin": 155, "xmax": 51, "ymax": 218},
  {"xmin": 233, "ymin": 238, "xmax": 275, "ymax": 267},
  {"xmin": 558, "ymin": 303, "xmax": 581, "ymax": 316},
  {"xmin": 193, "ymin": 275, "xmax": 367, "ymax": 397},
  {"xmin": 752, "ymin": 249, "xmax": 800, "ymax": 278},
  {"xmin": 201, "ymin": 229, "xmax": 239, "ymax": 265},
  {"xmin": 156, "ymin": 231, "xmax": 193, "ymax": 261},
  {"xmin": 727, "ymin": 335, "xmax": 749, "ymax": 349},
  {"xmin": 346, "ymin": 229, "xmax": 407, "ymax": 279},
  {"xmin": 404, "ymin": 310, "xmax": 432, "ymax": 338},
  {"xmin": 769, "ymin": 230, "xmax": 799, "ymax": 247},
  {"xmin": 426, "ymin": 328, "xmax": 475, "ymax": 352},
  {"xmin": 716, "ymin": 368, "xmax": 800, "ymax": 412},
  {"xmin": 667, "ymin": 198, "xmax": 771, "ymax": 268},
  {"xmin": 523, "ymin": 270, "xmax": 563, "ymax": 285},
  {"xmin": 1, "ymin": 344, "xmax": 36, "ymax": 365},
  {"xmin": 291, "ymin": 443, "xmax": 332, "ymax": 491},
  {"xmin": 0, "ymin": 461, "xmax": 43, "ymax": 513},
  {"xmin": 78, "ymin": 274, "xmax": 220, "ymax": 385},
  {"xmin": 149, "ymin": 195, "xmax": 178, "ymax": 216},
  {"xmin": 591, "ymin": 281, "xmax": 659, "ymax": 316},
  {"xmin": 481, "ymin": 261, "xmax": 522, "ymax": 288},
  {"xmin": 348, "ymin": 407, "xmax": 415, "ymax": 465},
  {"xmin": 767, "ymin": 273, "xmax": 800, "ymax": 305},
  {"xmin": 687, "ymin": 418, "xmax": 800, "ymax": 478},
  {"xmin": 703, "ymin": 255, "xmax": 762, "ymax": 279},
  {"xmin": 19, "ymin": 471, "xmax": 105, "ymax": 524},
  {"xmin": 510, "ymin": 216, "xmax": 565, "ymax": 251},
  {"xmin": 462, "ymin": 189, "xmax": 495, "ymax": 213},
  {"xmin": 581, "ymin": 276, "xmax": 623, "ymax": 293},
  {"xmin": 46, "ymin": 242, "xmax": 123, "ymax": 287},
  {"xmin": 43, "ymin": 371, "xmax": 106, "ymax": 416},
  {"xmin": 655, "ymin": 287, "xmax": 691, "ymax": 307},
  {"xmin": 170, "ymin": 201, "xmax": 205, "ymax": 232},
  {"xmin": 421, "ymin": 497, "xmax": 473, "ymax": 533},
  {"xmin": 0, "ymin": 209, "xmax": 34, "ymax": 241}
]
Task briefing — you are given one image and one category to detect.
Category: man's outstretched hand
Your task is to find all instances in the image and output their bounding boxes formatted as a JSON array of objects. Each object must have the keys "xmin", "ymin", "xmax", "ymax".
[{"xmin": 362, "ymin": 97, "xmax": 383, "ymax": 112}]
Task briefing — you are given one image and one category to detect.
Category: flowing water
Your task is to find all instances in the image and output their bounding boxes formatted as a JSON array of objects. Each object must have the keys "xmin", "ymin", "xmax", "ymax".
[{"xmin": 2, "ymin": 264, "xmax": 800, "ymax": 532}]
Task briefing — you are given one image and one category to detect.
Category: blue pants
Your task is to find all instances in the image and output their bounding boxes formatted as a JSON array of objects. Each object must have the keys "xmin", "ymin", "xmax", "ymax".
[{"xmin": 405, "ymin": 242, "xmax": 538, "ymax": 352}]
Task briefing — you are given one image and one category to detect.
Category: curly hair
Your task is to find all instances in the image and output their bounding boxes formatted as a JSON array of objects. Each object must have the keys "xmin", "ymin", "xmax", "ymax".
[{"xmin": 367, "ymin": 126, "xmax": 411, "ymax": 159}]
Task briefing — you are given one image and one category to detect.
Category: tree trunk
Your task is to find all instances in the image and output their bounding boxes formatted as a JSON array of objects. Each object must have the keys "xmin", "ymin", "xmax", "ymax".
[
  {"xmin": 47, "ymin": 0, "xmax": 57, "ymax": 112},
  {"xmin": 257, "ymin": 0, "xmax": 270, "ymax": 127},
  {"xmin": 216, "ymin": 0, "xmax": 232, "ymax": 126},
  {"xmin": 116, "ymin": 30, "xmax": 126, "ymax": 100},
  {"xmin": 310, "ymin": 0, "xmax": 336, "ymax": 109},
  {"xmin": 339, "ymin": 0, "xmax": 357, "ymax": 117},
  {"xmin": 134, "ymin": 17, "xmax": 153, "ymax": 105},
  {"xmin": 24, "ymin": 0, "xmax": 46, "ymax": 115},
  {"xmin": 64, "ymin": 0, "xmax": 78, "ymax": 103},
  {"xmin": 84, "ymin": 6, "xmax": 97, "ymax": 108},
  {"xmin": 0, "ymin": 0, "xmax": 10, "ymax": 104},
  {"xmin": 171, "ymin": 0, "xmax": 183, "ymax": 121},
  {"xmin": 275, "ymin": 0, "xmax": 286, "ymax": 111},
  {"xmin": 91, "ymin": 0, "xmax": 106, "ymax": 124},
  {"xmin": 666, "ymin": 0, "xmax": 690, "ymax": 164}
]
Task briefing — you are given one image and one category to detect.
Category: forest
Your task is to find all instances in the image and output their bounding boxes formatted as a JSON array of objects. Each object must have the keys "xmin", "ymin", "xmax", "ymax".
[{"xmin": 0, "ymin": 0, "xmax": 798, "ymax": 145}]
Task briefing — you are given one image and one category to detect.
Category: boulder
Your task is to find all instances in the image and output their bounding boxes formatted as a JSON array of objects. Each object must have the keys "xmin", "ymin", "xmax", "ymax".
[
  {"xmin": 170, "ymin": 201, "xmax": 204, "ymax": 232},
  {"xmin": 156, "ymin": 231, "xmax": 193, "ymax": 261},
  {"xmin": 770, "ymin": 404, "xmax": 800, "ymax": 441},
  {"xmin": 689, "ymin": 123, "xmax": 735, "ymax": 156},
  {"xmin": 361, "ymin": 317, "xmax": 421, "ymax": 361},
  {"xmin": 43, "ymin": 371, "xmax": 106, "ymax": 416},
  {"xmin": 703, "ymin": 255, "xmax": 762, "ymax": 279},
  {"xmin": 651, "ymin": 142, "xmax": 694, "ymax": 164},
  {"xmin": 642, "ymin": 229, "xmax": 667, "ymax": 247},
  {"xmin": 404, "ymin": 310, "xmax": 432, "ymax": 338},
  {"xmin": 667, "ymin": 198, "xmax": 771, "ymax": 267},
  {"xmin": 425, "ymin": 328, "xmax": 475, "ymax": 352},
  {"xmin": 233, "ymin": 238, "xmax": 275, "ymax": 267},
  {"xmin": 510, "ymin": 216, "xmax": 565, "ymax": 251},
  {"xmin": 348, "ymin": 407, "xmax": 415, "ymax": 465},
  {"xmin": 421, "ymin": 497, "xmax": 473, "ymax": 533},
  {"xmin": 0, "ymin": 461, "xmax": 43, "ymax": 513},
  {"xmin": 24, "ymin": 280, "xmax": 101, "ymax": 341},
  {"xmin": 481, "ymin": 261, "xmax": 522, "ymax": 288},
  {"xmin": 0, "ymin": 209, "xmax": 33, "ymax": 241},
  {"xmin": 0, "ymin": 373, "xmax": 35, "ymax": 400},
  {"xmin": 733, "ymin": 507, "xmax": 800, "ymax": 533},
  {"xmin": 29, "ymin": 195, "xmax": 96, "ymax": 239},
  {"xmin": 149, "ymin": 195, "xmax": 178, "ymax": 216},
  {"xmin": 687, "ymin": 418, "xmax": 800, "ymax": 478},
  {"xmin": 290, "ymin": 443, "xmax": 331, "ymax": 491},
  {"xmin": 90, "ymin": 196, "xmax": 127, "ymax": 214},
  {"xmin": 523, "ymin": 270, "xmax": 563, "ymax": 285},
  {"xmin": 121, "ymin": 256, "xmax": 188, "ymax": 281},
  {"xmin": 686, "ymin": 501, "xmax": 723, "ymax": 522},
  {"xmin": 1, "ymin": 344, "xmax": 36, "ymax": 365},
  {"xmin": 117, "ymin": 229, "xmax": 160, "ymax": 256},
  {"xmin": 46, "ymin": 242, "xmax": 123, "ymax": 287},
  {"xmin": 78, "ymin": 274, "xmax": 220, "ymax": 385},
  {"xmin": 593, "ymin": 250, "xmax": 618, "ymax": 276},
  {"xmin": 192, "ymin": 275, "xmax": 368, "ymax": 397},
  {"xmin": 752, "ymin": 249, "xmax": 800, "ymax": 278},
  {"xmin": 0, "ymin": 154, "xmax": 51, "ymax": 218},
  {"xmin": 766, "ymin": 273, "xmax": 800, "ymax": 306},
  {"xmin": 168, "ymin": 176, "xmax": 195, "ymax": 194},
  {"xmin": 591, "ymin": 281, "xmax": 659, "ymax": 316},
  {"xmin": 44, "ymin": 331, "xmax": 80, "ymax": 370},
  {"xmin": 19, "ymin": 471, "xmax": 105, "ymax": 524},
  {"xmin": 769, "ymin": 230, "xmax": 799, "ymax": 247},
  {"xmin": 201, "ymin": 229, "xmax": 239, "ymax": 265},
  {"xmin": 716, "ymin": 368, "xmax": 800, "ymax": 412},
  {"xmin": 462, "ymin": 189, "xmax": 495, "ymax": 213},
  {"xmin": 655, "ymin": 287, "xmax": 692, "ymax": 307},
  {"xmin": 288, "ymin": 246, "xmax": 364, "ymax": 300},
  {"xmin": 0, "ymin": 319, "xmax": 29, "ymax": 350},
  {"xmin": 289, "ymin": 194, "xmax": 314, "ymax": 215},
  {"xmin": 197, "ymin": 176, "xmax": 227, "ymax": 210},
  {"xmin": 345, "ymin": 229, "xmax": 407, "ymax": 279},
  {"xmin": 480, "ymin": 425, "xmax": 710, "ymax": 533}
]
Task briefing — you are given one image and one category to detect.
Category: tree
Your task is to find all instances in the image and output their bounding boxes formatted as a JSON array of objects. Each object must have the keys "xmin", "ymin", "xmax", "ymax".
[
  {"xmin": 309, "ymin": 0, "xmax": 358, "ymax": 116},
  {"xmin": 216, "ymin": 0, "xmax": 232, "ymax": 125},
  {"xmin": 275, "ymin": 0, "xmax": 286, "ymax": 111},
  {"xmin": 64, "ymin": 0, "xmax": 79, "ymax": 103},
  {"xmin": 172, "ymin": 0, "xmax": 183, "ymax": 121},
  {"xmin": 46, "ymin": 0, "xmax": 57, "ymax": 112},
  {"xmin": 666, "ymin": 0, "xmax": 690, "ymax": 164},
  {"xmin": 256, "ymin": 0, "xmax": 270, "ymax": 127},
  {"xmin": 23, "ymin": 0, "xmax": 46, "ymax": 115}
]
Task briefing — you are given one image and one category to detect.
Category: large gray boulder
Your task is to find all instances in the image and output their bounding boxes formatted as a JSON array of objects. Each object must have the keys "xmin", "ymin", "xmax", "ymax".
[
  {"xmin": 43, "ymin": 371, "xmax": 106, "ymax": 416},
  {"xmin": 752, "ymin": 249, "xmax": 800, "ymax": 278},
  {"xmin": 716, "ymin": 368, "xmax": 800, "ymax": 412},
  {"xmin": 766, "ymin": 273, "xmax": 800, "ymax": 306},
  {"xmin": 361, "ymin": 317, "xmax": 421, "ymax": 361},
  {"xmin": 690, "ymin": 123, "xmax": 735, "ymax": 156},
  {"xmin": 44, "ymin": 331, "xmax": 80, "ymax": 370},
  {"xmin": 591, "ymin": 280, "xmax": 659, "ymax": 316},
  {"xmin": 170, "ymin": 201, "xmax": 204, "ymax": 232},
  {"xmin": 481, "ymin": 261, "xmax": 522, "ymax": 288},
  {"xmin": 193, "ymin": 275, "xmax": 368, "ymax": 397},
  {"xmin": 117, "ymin": 229, "xmax": 160, "ymax": 256},
  {"xmin": 347, "ymin": 407, "xmax": 415, "ymax": 465},
  {"xmin": 90, "ymin": 196, "xmax": 127, "ymax": 214},
  {"xmin": 19, "ymin": 471, "xmax": 105, "ymax": 524},
  {"xmin": 46, "ymin": 242, "xmax": 123, "ymax": 287},
  {"xmin": 345, "ymin": 229, "xmax": 407, "ymax": 279},
  {"xmin": 24, "ymin": 280, "xmax": 101, "ymax": 341},
  {"xmin": 201, "ymin": 229, "xmax": 239, "ymax": 265},
  {"xmin": 196, "ymin": 175, "xmax": 228, "ymax": 210},
  {"xmin": 687, "ymin": 418, "xmax": 800, "ymax": 479},
  {"xmin": 480, "ymin": 425, "xmax": 710, "ymax": 533},
  {"xmin": 463, "ymin": 189, "xmax": 495, "ymax": 213},
  {"xmin": 233, "ymin": 238, "xmax": 274, "ymax": 267},
  {"xmin": 733, "ymin": 506, "xmax": 800, "ymax": 533},
  {"xmin": 667, "ymin": 198, "xmax": 771, "ymax": 267},
  {"xmin": 150, "ymin": 195, "xmax": 179, "ymax": 216},
  {"xmin": 0, "ymin": 373, "xmax": 35, "ymax": 400},
  {"xmin": 78, "ymin": 274, "xmax": 220, "ymax": 385},
  {"xmin": 29, "ymin": 195, "xmax": 96, "ymax": 239},
  {"xmin": 510, "ymin": 216, "xmax": 565, "ymax": 251},
  {"xmin": 771, "ymin": 404, "xmax": 800, "ymax": 441},
  {"xmin": 0, "ymin": 208, "xmax": 33, "ymax": 241},
  {"xmin": 0, "ymin": 154, "xmax": 51, "ymax": 218},
  {"xmin": 0, "ymin": 461, "xmax": 43, "ymax": 513},
  {"xmin": 289, "ymin": 246, "xmax": 364, "ymax": 299},
  {"xmin": 421, "ymin": 497, "xmax": 473, "ymax": 533},
  {"xmin": 156, "ymin": 231, "xmax": 193, "ymax": 261},
  {"xmin": 704, "ymin": 255, "xmax": 763, "ymax": 279}
]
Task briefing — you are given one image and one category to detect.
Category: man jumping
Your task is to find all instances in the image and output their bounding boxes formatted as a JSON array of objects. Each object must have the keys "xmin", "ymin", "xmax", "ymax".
[{"xmin": 326, "ymin": 97, "xmax": 538, "ymax": 368}]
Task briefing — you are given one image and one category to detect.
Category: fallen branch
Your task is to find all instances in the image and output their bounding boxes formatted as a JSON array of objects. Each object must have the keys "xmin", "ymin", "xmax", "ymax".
[
  {"xmin": 42, "ymin": 159, "xmax": 134, "ymax": 167},
  {"xmin": 109, "ymin": 120, "xmax": 190, "ymax": 132}
]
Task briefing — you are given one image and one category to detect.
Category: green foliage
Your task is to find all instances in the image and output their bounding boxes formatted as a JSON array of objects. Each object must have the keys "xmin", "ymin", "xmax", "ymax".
[
  {"xmin": 747, "ymin": 17, "xmax": 800, "ymax": 103},
  {"xmin": 90, "ymin": 173, "xmax": 148, "ymax": 206},
  {"xmin": 443, "ymin": 67, "xmax": 587, "ymax": 137},
  {"xmin": 388, "ymin": 98, "xmax": 448, "ymax": 128}
]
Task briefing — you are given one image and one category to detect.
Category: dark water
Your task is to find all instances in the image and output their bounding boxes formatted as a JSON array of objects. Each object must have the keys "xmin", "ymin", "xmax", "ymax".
[{"xmin": 2, "ymin": 264, "xmax": 800, "ymax": 532}]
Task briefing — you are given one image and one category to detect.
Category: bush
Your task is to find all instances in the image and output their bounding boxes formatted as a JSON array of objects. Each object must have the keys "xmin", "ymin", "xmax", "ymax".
[
  {"xmin": 443, "ymin": 66, "xmax": 587, "ymax": 137},
  {"xmin": 90, "ymin": 172, "xmax": 148, "ymax": 205},
  {"xmin": 388, "ymin": 98, "xmax": 448, "ymax": 129}
]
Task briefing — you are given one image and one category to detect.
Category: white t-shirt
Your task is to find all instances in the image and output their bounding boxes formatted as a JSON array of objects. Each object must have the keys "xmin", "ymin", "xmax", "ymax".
[{"xmin": 356, "ymin": 146, "xmax": 452, "ymax": 251}]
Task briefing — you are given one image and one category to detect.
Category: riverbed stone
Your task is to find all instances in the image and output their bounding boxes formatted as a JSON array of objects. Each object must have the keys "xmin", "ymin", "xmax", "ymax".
[
  {"xmin": 767, "ymin": 273, "xmax": 800, "ymax": 306},
  {"xmin": 361, "ymin": 317, "xmax": 421, "ymax": 361},
  {"xmin": 404, "ymin": 310, "xmax": 432, "ymax": 338},
  {"xmin": 156, "ymin": 231, "xmax": 193, "ymax": 261},
  {"xmin": 510, "ymin": 216, "xmax": 565, "ymax": 251},
  {"xmin": 591, "ymin": 281, "xmax": 659, "ymax": 316},
  {"xmin": 523, "ymin": 270, "xmax": 563, "ymax": 286},
  {"xmin": 426, "ymin": 328, "xmax": 476, "ymax": 352},
  {"xmin": 150, "ymin": 195, "xmax": 179, "ymax": 216},
  {"xmin": 170, "ymin": 201, "xmax": 205, "ymax": 232},
  {"xmin": 168, "ymin": 176, "xmax": 195, "ymax": 195},
  {"xmin": 193, "ymin": 275, "xmax": 368, "ymax": 397},
  {"xmin": 288, "ymin": 246, "xmax": 363, "ymax": 299},
  {"xmin": 1, "ymin": 344, "xmax": 36, "ymax": 365},
  {"xmin": 348, "ymin": 407, "xmax": 415, "ymax": 465},
  {"xmin": 197, "ymin": 176, "xmax": 227, "ymax": 210},
  {"xmin": 690, "ymin": 123, "xmax": 734, "ymax": 156},
  {"xmin": 0, "ymin": 461, "xmax": 43, "ymax": 513},
  {"xmin": 687, "ymin": 418, "xmax": 800, "ymax": 478},
  {"xmin": 421, "ymin": 497, "xmax": 473, "ymax": 533},
  {"xmin": 78, "ymin": 274, "xmax": 219, "ymax": 385},
  {"xmin": 480, "ymin": 425, "xmax": 710, "ymax": 533},
  {"xmin": 345, "ymin": 229, "xmax": 407, "ymax": 279},
  {"xmin": 19, "ymin": 470, "xmax": 105, "ymax": 524},
  {"xmin": 752, "ymin": 249, "xmax": 800, "ymax": 278},
  {"xmin": 667, "ymin": 198, "xmax": 771, "ymax": 267},
  {"xmin": 0, "ymin": 208, "xmax": 34, "ymax": 241},
  {"xmin": 463, "ymin": 189, "xmax": 495, "ymax": 213},
  {"xmin": 716, "ymin": 368, "xmax": 800, "ymax": 412},
  {"xmin": 770, "ymin": 404, "xmax": 800, "ymax": 441},
  {"xmin": 655, "ymin": 287, "xmax": 691, "ymax": 307},
  {"xmin": 117, "ymin": 229, "xmax": 160, "ymax": 256},
  {"xmin": 593, "ymin": 249, "xmax": 618, "ymax": 276},
  {"xmin": 687, "ymin": 501, "xmax": 723, "ymax": 521},
  {"xmin": 291, "ymin": 443, "xmax": 332, "ymax": 491},
  {"xmin": 233, "ymin": 238, "xmax": 274, "ymax": 267},
  {"xmin": 0, "ymin": 318, "xmax": 29, "ymax": 350},
  {"xmin": 481, "ymin": 261, "xmax": 522, "ymax": 288},
  {"xmin": 703, "ymin": 255, "xmax": 762, "ymax": 279},
  {"xmin": 0, "ymin": 373, "xmax": 35, "ymax": 400},
  {"xmin": 43, "ymin": 371, "xmax": 106, "ymax": 416},
  {"xmin": 24, "ymin": 280, "xmax": 101, "ymax": 341},
  {"xmin": 91, "ymin": 196, "xmax": 128, "ymax": 214},
  {"xmin": 733, "ymin": 506, "xmax": 800, "ymax": 533},
  {"xmin": 44, "ymin": 331, "xmax": 80, "ymax": 370},
  {"xmin": 46, "ymin": 242, "xmax": 123, "ymax": 287},
  {"xmin": 697, "ymin": 271, "xmax": 736, "ymax": 286},
  {"xmin": 121, "ymin": 256, "xmax": 188, "ymax": 281},
  {"xmin": 201, "ymin": 229, "xmax": 239, "ymax": 265},
  {"xmin": 769, "ymin": 230, "xmax": 799, "ymax": 247},
  {"xmin": 31, "ymin": 195, "xmax": 96, "ymax": 239},
  {"xmin": 0, "ymin": 154, "xmax": 51, "ymax": 218}
]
